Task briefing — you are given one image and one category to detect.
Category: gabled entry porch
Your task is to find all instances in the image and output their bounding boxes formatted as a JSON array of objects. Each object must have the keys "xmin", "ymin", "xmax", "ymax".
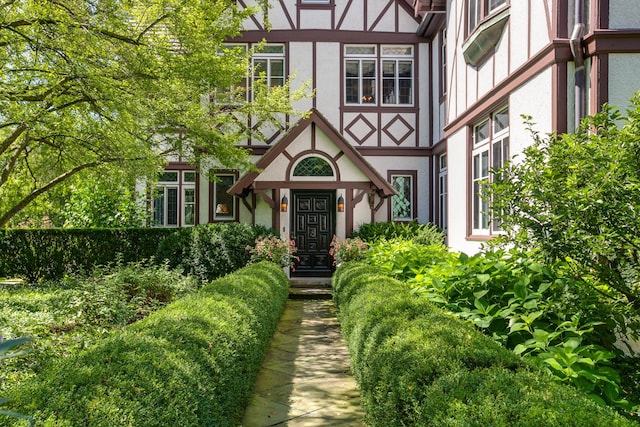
[{"xmin": 229, "ymin": 109, "xmax": 395, "ymax": 277}]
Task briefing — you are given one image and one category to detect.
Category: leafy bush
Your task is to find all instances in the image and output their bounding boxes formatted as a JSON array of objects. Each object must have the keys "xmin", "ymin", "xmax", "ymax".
[
  {"xmin": 351, "ymin": 220, "xmax": 444, "ymax": 245},
  {"xmin": 333, "ymin": 263, "xmax": 637, "ymax": 426},
  {"xmin": 2, "ymin": 262, "xmax": 289, "ymax": 427},
  {"xmin": 489, "ymin": 97, "xmax": 640, "ymax": 314},
  {"xmin": 0, "ymin": 228, "xmax": 175, "ymax": 282},
  {"xmin": 364, "ymin": 238, "xmax": 455, "ymax": 281},
  {"xmin": 154, "ymin": 223, "xmax": 277, "ymax": 283},
  {"xmin": 364, "ymin": 240, "xmax": 638, "ymax": 414}
]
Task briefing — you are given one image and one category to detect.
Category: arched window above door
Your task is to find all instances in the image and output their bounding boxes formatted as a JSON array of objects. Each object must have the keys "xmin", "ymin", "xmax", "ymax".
[{"xmin": 293, "ymin": 156, "xmax": 334, "ymax": 177}]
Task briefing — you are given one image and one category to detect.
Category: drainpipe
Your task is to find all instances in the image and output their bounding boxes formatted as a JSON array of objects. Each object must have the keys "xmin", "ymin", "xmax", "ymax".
[{"xmin": 570, "ymin": 0, "xmax": 585, "ymax": 130}]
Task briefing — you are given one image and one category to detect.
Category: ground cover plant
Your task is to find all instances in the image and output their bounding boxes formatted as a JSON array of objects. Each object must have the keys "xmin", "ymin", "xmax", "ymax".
[
  {"xmin": 332, "ymin": 262, "xmax": 637, "ymax": 426},
  {"xmin": 0, "ymin": 262, "xmax": 288, "ymax": 427},
  {"xmin": 0, "ymin": 262, "xmax": 199, "ymax": 406},
  {"xmin": 363, "ymin": 238, "xmax": 640, "ymax": 418}
]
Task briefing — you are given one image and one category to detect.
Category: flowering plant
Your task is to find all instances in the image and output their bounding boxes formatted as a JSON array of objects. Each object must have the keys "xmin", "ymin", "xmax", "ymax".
[
  {"xmin": 247, "ymin": 237, "xmax": 298, "ymax": 269},
  {"xmin": 329, "ymin": 236, "xmax": 368, "ymax": 266}
]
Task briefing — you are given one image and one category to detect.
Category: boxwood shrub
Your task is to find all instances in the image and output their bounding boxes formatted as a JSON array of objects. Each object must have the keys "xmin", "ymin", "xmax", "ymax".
[
  {"xmin": 333, "ymin": 262, "xmax": 637, "ymax": 426},
  {"xmin": 0, "ymin": 228, "xmax": 175, "ymax": 282},
  {"xmin": 1, "ymin": 262, "xmax": 289, "ymax": 427}
]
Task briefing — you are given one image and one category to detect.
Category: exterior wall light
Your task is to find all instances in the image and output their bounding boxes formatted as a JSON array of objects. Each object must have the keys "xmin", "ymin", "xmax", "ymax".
[
  {"xmin": 337, "ymin": 194, "xmax": 345, "ymax": 212},
  {"xmin": 280, "ymin": 195, "xmax": 288, "ymax": 212}
]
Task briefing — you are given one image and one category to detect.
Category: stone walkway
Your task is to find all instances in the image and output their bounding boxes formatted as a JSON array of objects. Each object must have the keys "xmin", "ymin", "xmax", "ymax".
[{"xmin": 241, "ymin": 293, "xmax": 365, "ymax": 426}]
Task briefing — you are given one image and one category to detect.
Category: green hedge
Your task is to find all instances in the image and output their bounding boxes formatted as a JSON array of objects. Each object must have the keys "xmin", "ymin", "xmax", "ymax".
[
  {"xmin": 2, "ymin": 262, "xmax": 289, "ymax": 427},
  {"xmin": 332, "ymin": 263, "xmax": 637, "ymax": 427},
  {"xmin": 154, "ymin": 223, "xmax": 277, "ymax": 283},
  {"xmin": 0, "ymin": 228, "xmax": 175, "ymax": 282}
]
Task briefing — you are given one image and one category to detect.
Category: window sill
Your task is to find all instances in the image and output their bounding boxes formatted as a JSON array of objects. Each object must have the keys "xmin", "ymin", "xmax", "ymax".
[
  {"xmin": 466, "ymin": 234, "xmax": 494, "ymax": 242},
  {"xmin": 463, "ymin": 7, "xmax": 510, "ymax": 67}
]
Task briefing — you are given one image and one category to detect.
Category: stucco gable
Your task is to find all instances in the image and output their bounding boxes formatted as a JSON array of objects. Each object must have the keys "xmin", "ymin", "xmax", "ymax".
[{"xmin": 229, "ymin": 109, "xmax": 396, "ymax": 196}]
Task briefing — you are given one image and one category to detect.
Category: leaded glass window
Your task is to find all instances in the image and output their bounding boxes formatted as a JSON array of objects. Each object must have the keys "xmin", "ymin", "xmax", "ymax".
[
  {"xmin": 293, "ymin": 157, "xmax": 334, "ymax": 177},
  {"xmin": 391, "ymin": 174, "xmax": 414, "ymax": 221}
]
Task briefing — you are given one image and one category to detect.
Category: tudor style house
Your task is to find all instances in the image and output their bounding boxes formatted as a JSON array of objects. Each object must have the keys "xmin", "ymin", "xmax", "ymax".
[{"xmin": 153, "ymin": 0, "xmax": 640, "ymax": 276}]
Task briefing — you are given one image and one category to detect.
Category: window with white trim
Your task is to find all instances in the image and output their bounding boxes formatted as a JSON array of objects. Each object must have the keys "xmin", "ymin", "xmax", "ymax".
[
  {"xmin": 390, "ymin": 172, "xmax": 416, "ymax": 221},
  {"xmin": 440, "ymin": 28, "xmax": 447, "ymax": 97},
  {"xmin": 468, "ymin": 0, "xmax": 508, "ymax": 34},
  {"xmin": 153, "ymin": 170, "xmax": 196, "ymax": 227},
  {"xmin": 252, "ymin": 44, "xmax": 285, "ymax": 98},
  {"xmin": 345, "ymin": 45, "xmax": 377, "ymax": 105},
  {"xmin": 471, "ymin": 107, "xmax": 509, "ymax": 235},
  {"xmin": 216, "ymin": 44, "xmax": 248, "ymax": 105},
  {"xmin": 344, "ymin": 45, "xmax": 414, "ymax": 106},
  {"xmin": 438, "ymin": 154, "xmax": 448, "ymax": 232},
  {"xmin": 381, "ymin": 46, "xmax": 413, "ymax": 105},
  {"xmin": 213, "ymin": 174, "xmax": 237, "ymax": 221}
]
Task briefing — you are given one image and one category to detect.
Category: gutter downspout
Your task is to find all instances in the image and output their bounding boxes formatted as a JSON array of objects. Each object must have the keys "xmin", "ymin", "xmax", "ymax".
[{"xmin": 570, "ymin": 0, "xmax": 586, "ymax": 130}]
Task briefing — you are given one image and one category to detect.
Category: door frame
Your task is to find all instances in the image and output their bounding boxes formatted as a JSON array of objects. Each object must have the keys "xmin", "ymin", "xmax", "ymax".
[{"xmin": 290, "ymin": 190, "xmax": 336, "ymax": 277}]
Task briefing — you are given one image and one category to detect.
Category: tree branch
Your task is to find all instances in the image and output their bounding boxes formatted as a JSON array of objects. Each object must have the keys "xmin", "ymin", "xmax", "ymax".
[
  {"xmin": 0, "ymin": 157, "xmax": 143, "ymax": 227},
  {"xmin": 0, "ymin": 123, "xmax": 27, "ymax": 157}
]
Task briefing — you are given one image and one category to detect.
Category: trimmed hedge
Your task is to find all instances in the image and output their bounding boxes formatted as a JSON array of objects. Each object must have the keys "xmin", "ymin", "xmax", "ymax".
[
  {"xmin": 333, "ymin": 262, "xmax": 638, "ymax": 426},
  {"xmin": 0, "ymin": 228, "xmax": 175, "ymax": 282},
  {"xmin": 2, "ymin": 262, "xmax": 289, "ymax": 427}
]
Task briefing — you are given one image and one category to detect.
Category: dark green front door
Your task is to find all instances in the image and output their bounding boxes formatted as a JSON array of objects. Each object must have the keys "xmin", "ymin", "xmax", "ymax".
[{"xmin": 291, "ymin": 190, "xmax": 334, "ymax": 277}]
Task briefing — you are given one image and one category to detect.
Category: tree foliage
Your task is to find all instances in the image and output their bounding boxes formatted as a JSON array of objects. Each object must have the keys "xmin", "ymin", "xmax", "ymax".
[
  {"xmin": 490, "ymin": 94, "xmax": 640, "ymax": 312},
  {"xmin": 0, "ymin": 0, "xmax": 309, "ymax": 227}
]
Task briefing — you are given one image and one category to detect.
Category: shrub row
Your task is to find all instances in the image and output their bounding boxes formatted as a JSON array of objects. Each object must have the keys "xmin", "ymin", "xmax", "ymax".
[
  {"xmin": 351, "ymin": 220, "xmax": 445, "ymax": 245},
  {"xmin": 0, "ymin": 228, "xmax": 175, "ymax": 282},
  {"xmin": 332, "ymin": 262, "xmax": 637, "ymax": 426},
  {"xmin": 0, "ymin": 224, "xmax": 277, "ymax": 283},
  {"xmin": 154, "ymin": 223, "xmax": 277, "ymax": 283},
  {"xmin": 2, "ymin": 262, "xmax": 289, "ymax": 427}
]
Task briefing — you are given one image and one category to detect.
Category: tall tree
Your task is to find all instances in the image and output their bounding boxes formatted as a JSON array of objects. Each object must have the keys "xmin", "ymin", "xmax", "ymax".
[{"xmin": 0, "ymin": 0, "xmax": 308, "ymax": 227}]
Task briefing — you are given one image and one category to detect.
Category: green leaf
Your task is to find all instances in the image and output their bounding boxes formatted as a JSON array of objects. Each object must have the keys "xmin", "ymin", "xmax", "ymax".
[
  {"xmin": 514, "ymin": 280, "xmax": 528, "ymax": 299},
  {"xmin": 476, "ymin": 274, "xmax": 491, "ymax": 284},
  {"xmin": 473, "ymin": 289, "xmax": 489, "ymax": 299},
  {"xmin": 513, "ymin": 344, "xmax": 529, "ymax": 355}
]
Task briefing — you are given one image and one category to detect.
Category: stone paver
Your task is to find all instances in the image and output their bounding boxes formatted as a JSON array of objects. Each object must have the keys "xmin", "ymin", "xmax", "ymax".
[{"xmin": 241, "ymin": 298, "xmax": 365, "ymax": 427}]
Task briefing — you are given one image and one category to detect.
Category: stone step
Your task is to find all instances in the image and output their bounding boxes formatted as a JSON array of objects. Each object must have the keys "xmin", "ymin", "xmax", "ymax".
[{"xmin": 288, "ymin": 278, "xmax": 332, "ymax": 300}]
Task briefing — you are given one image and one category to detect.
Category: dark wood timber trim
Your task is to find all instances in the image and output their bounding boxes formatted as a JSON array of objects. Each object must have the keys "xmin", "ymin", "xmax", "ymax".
[
  {"xmin": 356, "ymin": 147, "xmax": 432, "ymax": 156},
  {"xmin": 584, "ymin": 30, "xmax": 640, "ymax": 54},
  {"xmin": 444, "ymin": 40, "xmax": 572, "ymax": 137},
  {"xmin": 231, "ymin": 30, "xmax": 426, "ymax": 44},
  {"xmin": 551, "ymin": 62, "xmax": 568, "ymax": 134},
  {"xmin": 252, "ymin": 181, "xmax": 379, "ymax": 190}
]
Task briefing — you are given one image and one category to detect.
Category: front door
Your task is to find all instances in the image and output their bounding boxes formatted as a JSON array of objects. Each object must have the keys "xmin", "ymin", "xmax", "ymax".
[{"xmin": 291, "ymin": 191, "xmax": 335, "ymax": 277}]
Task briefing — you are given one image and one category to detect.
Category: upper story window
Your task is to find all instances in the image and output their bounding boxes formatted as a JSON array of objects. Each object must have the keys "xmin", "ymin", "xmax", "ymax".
[
  {"xmin": 468, "ymin": 0, "xmax": 507, "ymax": 34},
  {"xmin": 345, "ymin": 45, "xmax": 377, "ymax": 105},
  {"xmin": 344, "ymin": 45, "xmax": 414, "ymax": 106},
  {"xmin": 300, "ymin": 0, "xmax": 331, "ymax": 3},
  {"xmin": 215, "ymin": 43, "xmax": 285, "ymax": 104},
  {"xmin": 216, "ymin": 44, "xmax": 248, "ymax": 105},
  {"xmin": 252, "ymin": 44, "xmax": 285, "ymax": 97},
  {"xmin": 471, "ymin": 106, "xmax": 509, "ymax": 236},
  {"xmin": 439, "ymin": 28, "xmax": 447, "ymax": 98},
  {"xmin": 381, "ymin": 46, "xmax": 413, "ymax": 105}
]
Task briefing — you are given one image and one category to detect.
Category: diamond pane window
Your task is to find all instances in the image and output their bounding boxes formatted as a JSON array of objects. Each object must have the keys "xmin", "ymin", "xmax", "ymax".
[{"xmin": 293, "ymin": 157, "xmax": 334, "ymax": 177}]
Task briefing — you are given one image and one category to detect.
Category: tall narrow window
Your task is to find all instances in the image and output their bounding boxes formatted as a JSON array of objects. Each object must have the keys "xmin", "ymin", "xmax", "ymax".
[
  {"xmin": 216, "ymin": 44, "xmax": 248, "ymax": 105},
  {"xmin": 389, "ymin": 171, "xmax": 416, "ymax": 221},
  {"xmin": 381, "ymin": 46, "xmax": 413, "ymax": 105},
  {"xmin": 252, "ymin": 44, "xmax": 285, "ymax": 98},
  {"xmin": 213, "ymin": 173, "xmax": 237, "ymax": 221},
  {"xmin": 440, "ymin": 28, "xmax": 447, "ymax": 97},
  {"xmin": 345, "ymin": 45, "xmax": 377, "ymax": 105},
  {"xmin": 153, "ymin": 170, "xmax": 195, "ymax": 227},
  {"xmin": 468, "ymin": 0, "xmax": 482, "ymax": 34},
  {"xmin": 438, "ymin": 154, "xmax": 448, "ymax": 232},
  {"xmin": 470, "ymin": 107, "xmax": 509, "ymax": 235}
]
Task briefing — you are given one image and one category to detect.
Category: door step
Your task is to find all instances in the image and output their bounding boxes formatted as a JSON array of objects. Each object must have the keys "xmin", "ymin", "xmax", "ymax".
[{"xmin": 289, "ymin": 278, "xmax": 332, "ymax": 300}]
